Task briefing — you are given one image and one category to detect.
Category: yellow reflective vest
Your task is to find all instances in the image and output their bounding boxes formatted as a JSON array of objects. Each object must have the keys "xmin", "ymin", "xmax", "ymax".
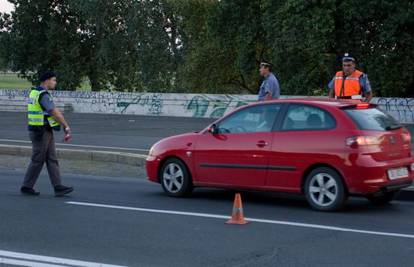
[{"xmin": 27, "ymin": 88, "xmax": 60, "ymax": 129}]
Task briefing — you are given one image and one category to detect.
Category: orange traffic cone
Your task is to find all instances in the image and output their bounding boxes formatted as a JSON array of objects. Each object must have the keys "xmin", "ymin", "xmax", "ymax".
[{"xmin": 226, "ymin": 193, "xmax": 248, "ymax": 225}]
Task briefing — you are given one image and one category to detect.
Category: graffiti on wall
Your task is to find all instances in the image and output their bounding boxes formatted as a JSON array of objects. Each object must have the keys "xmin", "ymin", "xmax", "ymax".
[
  {"xmin": 0, "ymin": 89, "xmax": 29, "ymax": 99},
  {"xmin": 117, "ymin": 93, "xmax": 163, "ymax": 115},
  {"xmin": 375, "ymin": 98, "xmax": 414, "ymax": 123},
  {"xmin": 0, "ymin": 90, "xmax": 165, "ymax": 115},
  {"xmin": 185, "ymin": 95, "xmax": 252, "ymax": 118},
  {"xmin": 0, "ymin": 89, "xmax": 413, "ymax": 122}
]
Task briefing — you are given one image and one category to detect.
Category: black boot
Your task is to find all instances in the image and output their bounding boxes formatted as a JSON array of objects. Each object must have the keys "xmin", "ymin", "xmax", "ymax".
[
  {"xmin": 21, "ymin": 186, "xmax": 40, "ymax": 196},
  {"xmin": 54, "ymin": 185, "xmax": 74, "ymax": 197}
]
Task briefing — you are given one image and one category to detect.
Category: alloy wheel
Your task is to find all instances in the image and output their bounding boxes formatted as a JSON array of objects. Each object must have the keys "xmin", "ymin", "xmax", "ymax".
[
  {"xmin": 309, "ymin": 173, "xmax": 338, "ymax": 207},
  {"xmin": 162, "ymin": 163, "xmax": 184, "ymax": 193}
]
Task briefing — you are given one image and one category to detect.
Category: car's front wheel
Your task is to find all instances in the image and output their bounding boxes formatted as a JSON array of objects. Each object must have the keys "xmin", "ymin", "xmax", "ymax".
[
  {"xmin": 304, "ymin": 167, "xmax": 348, "ymax": 211},
  {"xmin": 160, "ymin": 158, "xmax": 193, "ymax": 197}
]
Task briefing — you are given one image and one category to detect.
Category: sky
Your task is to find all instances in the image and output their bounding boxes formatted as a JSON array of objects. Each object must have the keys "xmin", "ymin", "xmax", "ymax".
[{"xmin": 0, "ymin": 0, "xmax": 13, "ymax": 13}]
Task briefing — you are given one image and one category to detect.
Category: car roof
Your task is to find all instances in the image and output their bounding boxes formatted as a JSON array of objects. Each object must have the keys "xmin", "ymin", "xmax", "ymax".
[{"xmin": 249, "ymin": 97, "xmax": 365, "ymax": 108}]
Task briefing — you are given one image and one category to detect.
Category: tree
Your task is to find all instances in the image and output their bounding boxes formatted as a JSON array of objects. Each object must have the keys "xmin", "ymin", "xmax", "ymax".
[
  {"xmin": 263, "ymin": 0, "xmax": 337, "ymax": 96},
  {"xmin": 6, "ymin": 0, "xmax": 84, "ymax": 89},
  {"xmin": 4, "ymin": 0, "xmax": 186, "ymax": 91},
  {"xmin": 263, "ymin": 0, "xmax": 414, "ymax": 97},
  {"xmin": 174, "ymin": 0, "xmax": 266, "ymax": 94},
  {"xmin": 172, "ymin": 0, "xmax": 226, "ymax": 93},
  {"xmin": 334, "ymin": 0, "xmax": 414, "ymax": 97},
  {"xmin": 0, "ymin": 12, "xmax": 12, "ymax": 71},
  {"xmin": 2, "ymin": 0, "xmax": 413, "ymax": 96}
]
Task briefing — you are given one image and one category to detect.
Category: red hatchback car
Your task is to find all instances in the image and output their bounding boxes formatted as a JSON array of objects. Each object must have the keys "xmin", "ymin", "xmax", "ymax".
[{"xmin": 146, "ymin": 99, "xmax": 414, "ymax": 211}]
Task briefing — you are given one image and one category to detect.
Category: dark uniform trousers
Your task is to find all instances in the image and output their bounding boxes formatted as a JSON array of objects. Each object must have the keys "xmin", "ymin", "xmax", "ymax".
[{"xmin": 23, "ymin": 129, "xmax": 62, "ymax": 188}]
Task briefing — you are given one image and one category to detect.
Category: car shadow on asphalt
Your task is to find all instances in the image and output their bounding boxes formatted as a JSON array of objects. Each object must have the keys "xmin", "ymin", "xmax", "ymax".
[{"xmin": 148, "ymin": 187, "xmax": 406, "ymax": 215}]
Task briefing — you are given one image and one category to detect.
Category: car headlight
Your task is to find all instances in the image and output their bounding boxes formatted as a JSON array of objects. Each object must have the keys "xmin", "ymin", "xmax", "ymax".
[{"xmin": 148, "ymin": 146, "xmax": 154, "ymax": 156}]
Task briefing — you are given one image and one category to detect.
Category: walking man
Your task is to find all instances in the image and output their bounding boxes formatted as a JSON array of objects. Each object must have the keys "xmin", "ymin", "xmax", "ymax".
[
  {"xmin": 258, "ymin": 62, "xmax": 281, "ymax": 101},
  {"xmin": 21, "ymin": 71, "xmax": 74, "ymax": 196},
  {"xmin": 328, "ymin": 53, "xmax": 373, "ymax": 102}
]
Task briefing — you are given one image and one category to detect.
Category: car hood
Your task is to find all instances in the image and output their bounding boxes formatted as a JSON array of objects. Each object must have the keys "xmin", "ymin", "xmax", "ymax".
[{"xmin": 149, "ymin": 132, "xmax": 198, "ymax": 156}]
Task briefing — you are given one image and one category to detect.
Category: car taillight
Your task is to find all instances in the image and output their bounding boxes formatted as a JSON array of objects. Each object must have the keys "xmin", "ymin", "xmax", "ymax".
[
  {"xmin": 346, "ymin": 136, "xmax": 381, "ymax": 148},
  {"xmin": 356, "ymin": 103, "xmax": 370, "ymax": 109},
  {"xmin": 402, "ymin": 130, "xmax": 411, "ymax": 144}
]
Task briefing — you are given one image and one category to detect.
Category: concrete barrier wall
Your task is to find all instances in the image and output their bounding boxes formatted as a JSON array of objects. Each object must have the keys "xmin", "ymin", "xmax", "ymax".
[
  {"xmin": 0, "ymin": 89, "xmax": 257, "ymax": 119},
  {"xmin": 0, "ymin": 89, "xmax": 413, "ymax": 122}
]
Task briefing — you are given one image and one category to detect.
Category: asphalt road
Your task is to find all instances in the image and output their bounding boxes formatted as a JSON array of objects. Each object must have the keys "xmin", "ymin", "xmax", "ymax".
[
  {"xmin": 1, "ymin": 170, "xmax": 414, "ymax": 266},
  {"xmin": 1, "ymin": 112, "xmax": 413, "ymax": 154},
  {"xmin": 0, "ymin": 112, "xmax": 214, "ymax": 151}
]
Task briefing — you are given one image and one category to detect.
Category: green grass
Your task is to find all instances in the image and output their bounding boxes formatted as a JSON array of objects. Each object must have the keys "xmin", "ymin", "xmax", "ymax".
[
  {"xmin": 0, "ymin": 73, "xmax": 32, "ymax": 89},
  {"xmin": 0, "ymin": 73, "xmax": 92, "ymax": 91}
]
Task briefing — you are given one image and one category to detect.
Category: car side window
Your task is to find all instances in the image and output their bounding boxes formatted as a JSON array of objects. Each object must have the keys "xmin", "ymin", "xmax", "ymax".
[
  {"xmin": 217, "ymin": 104, "xmax": 281, "ymax": 134},
  {"xmin": 282, "ymin": 104, "xmax": 336, "ymax": 131}
]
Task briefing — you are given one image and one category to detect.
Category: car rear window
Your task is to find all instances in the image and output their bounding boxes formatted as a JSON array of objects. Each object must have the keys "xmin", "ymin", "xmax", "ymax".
[{"xmin": 344, "ymin": 108, "xmax": 402, "ymax": 131}]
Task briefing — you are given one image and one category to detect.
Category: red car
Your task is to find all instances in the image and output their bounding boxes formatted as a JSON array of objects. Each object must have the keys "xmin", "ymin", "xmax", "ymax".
[{"xmin": 146, "ymin": 99, "xmax": 414, "ymax": 211}]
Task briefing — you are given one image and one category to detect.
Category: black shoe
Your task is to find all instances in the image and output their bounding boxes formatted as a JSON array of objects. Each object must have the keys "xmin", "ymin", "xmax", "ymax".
[
  {"xmin": 21, "ymin": 186, "xmax": 40, "ymax": 196},
  {"xmin": 54, "ymin": 185, "xmax": 74, "ymax": 197}
]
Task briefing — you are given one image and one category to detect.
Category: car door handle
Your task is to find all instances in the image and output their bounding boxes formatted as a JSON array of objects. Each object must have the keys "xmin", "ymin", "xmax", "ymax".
[{"xmin": 256, "ymin": 140, "xmax": 268, "ymax": 148}]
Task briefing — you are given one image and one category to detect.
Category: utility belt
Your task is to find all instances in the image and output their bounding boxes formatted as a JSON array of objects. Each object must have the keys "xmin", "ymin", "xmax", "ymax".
[{"xmin": 28, "ymin": 116, "xmax": 61, "ymax": 132}]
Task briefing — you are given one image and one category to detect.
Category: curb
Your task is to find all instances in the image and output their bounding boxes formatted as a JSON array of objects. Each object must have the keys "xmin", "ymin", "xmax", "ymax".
[{"xmin": 0, "ymin": 144, "xmax": 147, "ymax": 167}]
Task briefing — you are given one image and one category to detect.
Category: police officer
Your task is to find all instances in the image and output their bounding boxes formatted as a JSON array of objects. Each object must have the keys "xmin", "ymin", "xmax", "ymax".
[
  {"xmin": 21, "ymin": 71, "xmax": 74, "ymax": 196},
  {"xmin": 258, "ymin": 62, "xmax": 281, "ymax": 101},
  {"xmin": 328, "ymin": 53, "xmax": 373, "ymax": 102}
]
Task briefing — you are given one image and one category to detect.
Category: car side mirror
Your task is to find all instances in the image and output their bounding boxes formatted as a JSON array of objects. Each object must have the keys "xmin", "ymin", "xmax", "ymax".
[{"xmin": 208, "ymin": 124, "xmax": 219, "ymax": 135}]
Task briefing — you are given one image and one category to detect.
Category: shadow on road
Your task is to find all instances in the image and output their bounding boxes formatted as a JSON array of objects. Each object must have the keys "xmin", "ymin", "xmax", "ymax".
[{"xmin": 147, "ymin": 186, "xmax": 407, "ymax": 215}]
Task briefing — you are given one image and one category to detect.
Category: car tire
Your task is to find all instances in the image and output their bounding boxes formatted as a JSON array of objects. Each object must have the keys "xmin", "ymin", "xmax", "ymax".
[
  {"xmin": 160, "ymin": 158, "xmax": 193, "ymax": 197},
  {"xmin": 366, "ymin": 191, "xmax": 398, "ymax": 206},
  {"xmin": 304, "ymin": 167, "xmax": 348, "ymax": 211}
]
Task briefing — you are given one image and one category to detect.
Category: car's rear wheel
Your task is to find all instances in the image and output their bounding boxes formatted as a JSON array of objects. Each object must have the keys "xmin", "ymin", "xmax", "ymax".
[
  {"xmin": 304, "ymin": 167, "xmax": 347, "ymax": 211},
  {"xmin": 366, "ymin": 191, "xmax": 399, "ymax": 206},
  {"xmin": 160, "ymin": 158, "xmax": 193, "ymax": 197}
]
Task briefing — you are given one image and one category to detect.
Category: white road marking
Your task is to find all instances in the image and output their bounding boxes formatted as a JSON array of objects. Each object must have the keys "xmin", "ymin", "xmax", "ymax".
[
  {"xmin": 0, "ymin": 257, "xmax": 66, "ymax": 267},
  {"xmin": 0, "ymin": 257, "xmax": 63, "ymax": 267},
  {"xmin": 0, "ymin": 138, "xmax": 149, "ymax": 152},
  {"xmin": 0, "ymin": 249, "xmax": 126, "ymax": 267},
  {"xmin": 67, "ymin": 201, "xmax": 414, "ymax": 240}
]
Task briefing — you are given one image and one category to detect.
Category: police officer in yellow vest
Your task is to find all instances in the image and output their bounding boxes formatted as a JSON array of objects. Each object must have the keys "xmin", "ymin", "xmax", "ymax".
[
  {"xmin": 328, "ymin": 53, "xmax": 373, "ymax": 102},
  {"xmin": 21, "ymin": 71, "xmax": 74, "ymax": 196}
]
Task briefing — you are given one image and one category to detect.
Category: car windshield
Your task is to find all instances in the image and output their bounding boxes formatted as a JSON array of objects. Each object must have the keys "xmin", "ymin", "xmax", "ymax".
[{"xmin": 344, "ymin": 108, "xmax": 402, "ymax": 131}]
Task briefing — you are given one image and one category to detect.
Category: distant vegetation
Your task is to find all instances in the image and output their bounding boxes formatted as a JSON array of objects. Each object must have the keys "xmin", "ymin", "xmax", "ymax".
[
  {"xmin": 0, "ymin": 0, "xmax": 413, "ymax": 97},
  {"xmin": 0, "ymin": 73, "xmax": 31, "ymax": 89},
  {"xmin": 0, "ymin": 73, "xmax": 91, "ymax": 90}
]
